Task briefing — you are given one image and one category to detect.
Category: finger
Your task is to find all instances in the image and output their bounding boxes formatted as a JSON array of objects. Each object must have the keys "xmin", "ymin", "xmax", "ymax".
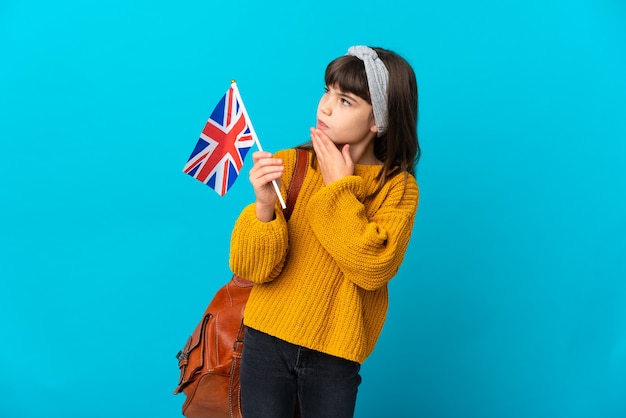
[
  {"xmin": 252, "ymin": 151, "xmax": 273, "ymax": 163},
  {"xmin": 312, "ymin": 128, "xmax": 330, "ymax": 148},
  {"xmin": 251, "ymin": 155, "xmax": 283, "ymax": 175},
  {"xmin": 341, "ymin": 144, "xmax": 352, "ymax": 164},
  {"xmin": 310, "ymin": 128, "xmax": 335, "ymax": 159},
  {"xmin": 253, "ymin": 164, "xmax": 284, "ymax": 178},
  {"xmin": 310, "ymin": 128, "xmax": 323, "ymax": 157},
  {"xmin": 250, "ymin": 164, "xmax": 284, "ymax": 184}
]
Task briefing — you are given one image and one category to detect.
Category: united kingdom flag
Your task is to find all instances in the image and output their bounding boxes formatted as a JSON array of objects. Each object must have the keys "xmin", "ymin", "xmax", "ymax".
[{"xmin": 183, "ymin": 86, "xmax": 255, "ymax": 196}]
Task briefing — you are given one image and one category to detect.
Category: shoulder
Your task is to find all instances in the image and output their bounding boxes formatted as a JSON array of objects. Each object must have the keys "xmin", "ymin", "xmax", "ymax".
[
  {"xmin": 382, "ymin": 171, "xmax": 419, "ymax": 208},
  {"xmin": 274, "ymin": 148, "xmax": 310, "ymax": 164},
  {"xmin": 273, "ymin": 148, "xmax": 295, "ymax": 160},
  {"xmin": 273, "ymin": 148, "xmax": 312, "ymax": 193}
]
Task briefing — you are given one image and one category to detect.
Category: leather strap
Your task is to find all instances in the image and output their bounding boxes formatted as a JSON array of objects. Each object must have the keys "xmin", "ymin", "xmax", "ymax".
[{"xmin": 283, "ymin": 148, "xmax": 308, "ymax": 221}]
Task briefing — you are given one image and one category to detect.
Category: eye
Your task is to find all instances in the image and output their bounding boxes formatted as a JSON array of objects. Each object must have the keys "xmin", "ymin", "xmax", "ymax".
[
  {"xmin": 323, "ymin": 86, "xmax": 330, "ymax": 94},
  {"xmin": 341, "ymin": 98, "xmax": 351, "ymax": 106}
]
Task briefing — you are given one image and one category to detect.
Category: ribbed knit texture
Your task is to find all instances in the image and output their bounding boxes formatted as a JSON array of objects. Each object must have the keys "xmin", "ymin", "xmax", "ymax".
[{"xmin": 229, "ymin": 149, "xmax": 419, "ymax": 363}]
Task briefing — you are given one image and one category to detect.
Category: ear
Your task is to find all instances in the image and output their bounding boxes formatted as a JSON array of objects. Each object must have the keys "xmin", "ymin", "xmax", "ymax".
[{"xmin": 370, "ymin": 123, "xmax": 378, "ymax": 134}]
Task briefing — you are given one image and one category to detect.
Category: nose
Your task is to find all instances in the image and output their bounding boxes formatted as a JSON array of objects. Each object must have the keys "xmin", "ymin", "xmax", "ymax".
[{"xmin": 319, "ymin": 94, "xmax": 331, "ymax": 115}]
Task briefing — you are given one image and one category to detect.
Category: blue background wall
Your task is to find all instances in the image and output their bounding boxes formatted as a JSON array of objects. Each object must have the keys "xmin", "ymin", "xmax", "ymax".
[{"xmin": 1, "ymin": 1, "xmax": 625, "ymax": 417}]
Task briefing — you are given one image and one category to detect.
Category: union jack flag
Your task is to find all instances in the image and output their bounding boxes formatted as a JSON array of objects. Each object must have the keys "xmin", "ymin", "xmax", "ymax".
[{"xmin": 183, "ymin": 86, "xmax": 255, "ymax": 196}]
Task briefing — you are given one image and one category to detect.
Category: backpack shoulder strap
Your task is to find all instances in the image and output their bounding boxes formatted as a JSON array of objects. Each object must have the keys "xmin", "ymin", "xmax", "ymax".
[{"xmin": 283, "ymin": 148, "xmax": 308, "ymax": 221}]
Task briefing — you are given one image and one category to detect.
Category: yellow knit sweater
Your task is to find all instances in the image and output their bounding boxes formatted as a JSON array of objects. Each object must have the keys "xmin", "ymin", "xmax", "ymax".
[{"xmin": 229, "ymin": 148, "xmax": 419, "ymax": 363}]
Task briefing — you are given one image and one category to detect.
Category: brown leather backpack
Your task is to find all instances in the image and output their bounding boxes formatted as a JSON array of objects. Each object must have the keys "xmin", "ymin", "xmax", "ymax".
[{"xmin": 173, "ymin": 148, "xmax": 308, "ymax": 418}]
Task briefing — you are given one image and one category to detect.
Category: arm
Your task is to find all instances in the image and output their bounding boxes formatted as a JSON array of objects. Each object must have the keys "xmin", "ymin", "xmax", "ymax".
[
  {"xmin": 229, "ymin": 149, "xmax": 297, "ymax": 283},
  {"xmin": 305, "ymin": 174, "xmax": 418, "ymax": 291},
  {"xmin": 229, "ymin": 203, "xmax": 289, "ymax": 283}
]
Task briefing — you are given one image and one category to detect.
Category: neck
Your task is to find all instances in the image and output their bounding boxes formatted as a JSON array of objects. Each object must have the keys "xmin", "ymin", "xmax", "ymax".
[{"xmin": 350, "ymin": 138, "xmax": 381, "ymax": 165}]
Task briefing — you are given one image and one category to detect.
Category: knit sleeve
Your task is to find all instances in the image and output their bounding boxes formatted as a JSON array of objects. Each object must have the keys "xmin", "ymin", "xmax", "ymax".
[
  {"xmin": 229, "ymin": 203, "xmax": 289, "ymax": 283},
  {"xmin": 228, "ymin": 149, "xmax": 298, "ymax": 283},
  {"xmin": 305, "ymin": 173, "xmax": 419, "ymax": 291}
]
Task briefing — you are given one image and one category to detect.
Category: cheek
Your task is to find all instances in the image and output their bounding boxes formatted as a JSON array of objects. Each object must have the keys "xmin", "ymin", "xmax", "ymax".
[{"xmin": 359, "ymin": 113, "xmax": 376, "ymax": 132}]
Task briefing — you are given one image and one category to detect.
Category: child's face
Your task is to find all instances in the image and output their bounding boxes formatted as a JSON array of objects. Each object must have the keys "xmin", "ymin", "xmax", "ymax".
[{"xmin": 316, "ymin": 84, "xmax": 377, "ymax": 148}]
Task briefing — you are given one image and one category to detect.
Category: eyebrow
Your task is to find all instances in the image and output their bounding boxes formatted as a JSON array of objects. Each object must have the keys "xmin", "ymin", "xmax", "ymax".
[{"xmin": 335, "ymin": 89, "xmax": 358, "ymax": 102}]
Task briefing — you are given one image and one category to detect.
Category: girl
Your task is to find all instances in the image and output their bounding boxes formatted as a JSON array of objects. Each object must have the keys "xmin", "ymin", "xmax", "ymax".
[{"xmin": 229, "ymin": 45, "xmax": 420, "ymax": 418}]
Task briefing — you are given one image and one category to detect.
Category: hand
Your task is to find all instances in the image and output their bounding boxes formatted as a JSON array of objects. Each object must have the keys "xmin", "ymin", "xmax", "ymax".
[
  {"xmin": 249, "ymin": 151, "xmax": 284, "ymax": 221},
  {"xmin": 310, "ymin": 128, "xmax": 354, "ymax": 185}
]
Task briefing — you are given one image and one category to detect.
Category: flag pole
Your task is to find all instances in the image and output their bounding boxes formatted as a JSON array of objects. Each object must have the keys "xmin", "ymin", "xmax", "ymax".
[{"xmin": 230, "ymin": 80, "xmax": 287, "ymax": 210}]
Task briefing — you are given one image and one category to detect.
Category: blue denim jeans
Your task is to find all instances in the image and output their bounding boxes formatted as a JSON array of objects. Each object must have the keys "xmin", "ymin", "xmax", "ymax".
[{"xmin": 240, "ymin": 327, "xmax": 362, "ymax": 418}]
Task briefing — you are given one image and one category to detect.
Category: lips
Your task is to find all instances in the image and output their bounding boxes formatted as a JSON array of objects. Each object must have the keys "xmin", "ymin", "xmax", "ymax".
[{"xmin": 317, "ymin": 119, "xmax": 328, "ymax": 130}]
